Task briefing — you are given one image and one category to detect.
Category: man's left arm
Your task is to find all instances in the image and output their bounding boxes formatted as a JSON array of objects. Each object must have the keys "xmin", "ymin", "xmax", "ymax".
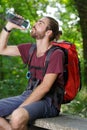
[{"xmin": 20, "ymin": 73, "xmax": 58, "ymax": 107}]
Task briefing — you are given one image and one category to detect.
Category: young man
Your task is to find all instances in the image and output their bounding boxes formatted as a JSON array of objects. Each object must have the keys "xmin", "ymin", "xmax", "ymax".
[{"xmin": 0, "ymin": 16, "xmax": 64, "ymax": 130}]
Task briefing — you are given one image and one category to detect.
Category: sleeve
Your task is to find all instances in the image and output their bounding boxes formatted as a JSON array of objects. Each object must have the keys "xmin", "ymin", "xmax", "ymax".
[
  {"xmin": 46, "ymin": 49, "xmax": 64, "ymax": 74},
  {"xmin": 17, "ymin": 43, "xmax": 32, "ymax": 64}
]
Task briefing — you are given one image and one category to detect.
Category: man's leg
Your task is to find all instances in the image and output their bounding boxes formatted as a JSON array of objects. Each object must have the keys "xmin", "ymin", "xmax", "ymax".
[
  {"xmin": 0, "ymin": 96, "xmax": 22, "ymax": 130},
  {"xmin": 0, "ymin": 117, "xmax": 12, "ymax": 130},
  {"xmin": 0, "ymin": 107, "xmax": 29, "ymax": 130},
  {"xmin": 0, "ymin": 90, "xmax": 32, "ymax": 130},
  {"xmin": 0, "ymin": 90, "xmax": 32, "ymax": 117},
  {"xmin": 10, "ymin": 108, "xmax": 29, "ymax": 130},
  {"xmin": 9, "ymin": 97, "xmax": 59, "ymax": 130}
]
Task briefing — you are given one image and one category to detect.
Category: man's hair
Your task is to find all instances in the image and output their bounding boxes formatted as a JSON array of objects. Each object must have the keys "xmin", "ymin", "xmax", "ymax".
[{"xmin": 45, "ymin": 16, "xmax": 62, "ymax": 41}]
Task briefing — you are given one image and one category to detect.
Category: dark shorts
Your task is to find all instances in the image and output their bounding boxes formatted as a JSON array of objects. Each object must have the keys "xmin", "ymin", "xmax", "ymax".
[{"xmin": 0, "ymin": 90, "xmax": 59, "ymax": 121}]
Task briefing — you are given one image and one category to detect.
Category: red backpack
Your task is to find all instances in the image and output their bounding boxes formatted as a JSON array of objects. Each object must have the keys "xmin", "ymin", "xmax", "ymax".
[
  {"xmin": 51, "ymin": 41, "xmax": 81, "ymax": 103},
  {"xmin": 27, "ymin": 41, "xmax": 81, "ymax": 104}
]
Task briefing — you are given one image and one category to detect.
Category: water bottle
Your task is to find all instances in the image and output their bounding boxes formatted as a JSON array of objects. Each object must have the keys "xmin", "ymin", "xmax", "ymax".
[{"xmin": 6, "ymin": 8, "xmax": 30, "ymax": 29}]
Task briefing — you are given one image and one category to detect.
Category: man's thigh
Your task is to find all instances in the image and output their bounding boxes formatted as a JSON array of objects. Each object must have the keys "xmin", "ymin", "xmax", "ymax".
[
  {"xmin": 0, "ymin": 90, "xmax": 32, "ymax": 117},
  {"xmin": 23, "ymin": 97, "xmax": 59, "ymax": 121}
]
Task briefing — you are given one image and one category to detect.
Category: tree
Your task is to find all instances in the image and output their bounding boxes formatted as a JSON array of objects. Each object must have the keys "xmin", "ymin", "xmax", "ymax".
[{"xmin": 74, "ymin": 0, "xmax": 87, "ymax": 85}]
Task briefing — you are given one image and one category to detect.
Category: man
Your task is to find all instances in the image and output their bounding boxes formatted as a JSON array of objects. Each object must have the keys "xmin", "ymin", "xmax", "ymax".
[{"xmin": 0, "ymin": 16, "xmax": 64, "ymax": 130}]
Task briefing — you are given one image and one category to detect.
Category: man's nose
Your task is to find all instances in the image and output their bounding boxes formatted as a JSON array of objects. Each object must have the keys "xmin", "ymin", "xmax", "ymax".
[{"xmin": 34, "ymin": 21, "xmax": 39, "ymax": 27}]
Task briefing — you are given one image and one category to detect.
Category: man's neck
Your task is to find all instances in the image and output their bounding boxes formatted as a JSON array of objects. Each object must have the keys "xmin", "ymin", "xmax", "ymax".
[{"xmin": 36, "ymin": 39, "xmax": 52, "ymax": 57}]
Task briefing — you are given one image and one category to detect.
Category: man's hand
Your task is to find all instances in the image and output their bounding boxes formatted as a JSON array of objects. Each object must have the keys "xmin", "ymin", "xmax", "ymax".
[{"xmin": 5, "ymin": 21, "xmax": 26, "ymax": 31}]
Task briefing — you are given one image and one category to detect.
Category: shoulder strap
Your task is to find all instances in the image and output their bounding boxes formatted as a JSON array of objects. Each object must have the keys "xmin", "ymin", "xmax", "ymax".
[
  {"xmin": 43, "ymin": 46, "xmax": 60, "ymax": 76},
  {"xmin": 26, "ymin": 44, "xmax": 36, "ymax": 67}
]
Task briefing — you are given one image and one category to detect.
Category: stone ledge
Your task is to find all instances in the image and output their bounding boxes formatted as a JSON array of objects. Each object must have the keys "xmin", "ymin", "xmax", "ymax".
[{"xmin": 33, "ymin": 113, "xmax": 87, "ymax": 130}]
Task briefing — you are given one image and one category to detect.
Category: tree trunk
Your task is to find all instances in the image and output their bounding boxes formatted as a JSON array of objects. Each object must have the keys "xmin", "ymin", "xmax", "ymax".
[{"xmin": 75, "ymin": 0, "xmax": 87, "ymax": 84}]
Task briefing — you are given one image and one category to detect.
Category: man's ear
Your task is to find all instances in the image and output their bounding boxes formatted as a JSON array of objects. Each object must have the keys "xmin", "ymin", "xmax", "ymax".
[{"xmin": 45, "ymin": 30, "xmax": 52, "ymax": 37}]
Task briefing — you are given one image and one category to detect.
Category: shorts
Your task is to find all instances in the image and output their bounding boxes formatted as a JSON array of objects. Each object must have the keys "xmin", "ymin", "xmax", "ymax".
[{"xmin": 0, "ymin": 90, "xmax": 59, "ymax": 121}]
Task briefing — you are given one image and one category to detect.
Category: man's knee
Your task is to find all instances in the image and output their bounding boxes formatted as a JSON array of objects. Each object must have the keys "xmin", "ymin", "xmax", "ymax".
[{"xmin": 10, "ymin": 108, "xmax": 29, "ymax": 129}]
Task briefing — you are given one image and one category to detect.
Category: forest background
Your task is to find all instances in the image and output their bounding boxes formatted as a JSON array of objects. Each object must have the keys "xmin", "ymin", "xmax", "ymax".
[{"xmin": 0, "ymin": 0, "xmax": 87, "ymax": 118}]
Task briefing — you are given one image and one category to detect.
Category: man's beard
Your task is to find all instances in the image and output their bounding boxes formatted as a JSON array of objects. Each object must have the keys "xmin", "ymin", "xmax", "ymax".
[{"xmin": 30, "ymin": 27, "xmax": 46, "ymax": 39}]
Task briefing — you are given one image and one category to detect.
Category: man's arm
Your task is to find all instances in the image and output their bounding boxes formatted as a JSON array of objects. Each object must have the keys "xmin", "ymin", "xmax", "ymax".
[
  {"xmin": 20, "ymin": 73, "xmax": 58, "ymax": 107},
  {"xmin": 0, "ymin": 21, "xmax": 24, "ymax": 56}
]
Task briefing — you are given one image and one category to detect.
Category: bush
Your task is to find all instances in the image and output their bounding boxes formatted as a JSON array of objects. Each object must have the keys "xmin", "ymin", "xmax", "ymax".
[
  {"xmin": 61, "ymin": 87, "xmax": 87, "ymax": 118},
  {"xmin": 0, "ymin": 78, "xmax": 27, "ymax": 98}
]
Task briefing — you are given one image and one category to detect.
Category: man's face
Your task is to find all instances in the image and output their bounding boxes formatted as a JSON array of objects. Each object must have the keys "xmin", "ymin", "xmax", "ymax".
[{"xmin": 30, "ymin": 17, "xmax": 49, "ymax": 39}]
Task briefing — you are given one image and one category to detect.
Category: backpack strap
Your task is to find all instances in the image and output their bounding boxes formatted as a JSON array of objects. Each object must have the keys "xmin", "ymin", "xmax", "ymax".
[
  {"xmin": 43, "ymin": 45, "xmax": 68, "ymax": 84},
  {"xmin": 26, "ymin": 44, "xmax": 36, "ymax": 67},
  {"xmin": 43, "ymin": 46, "xmax": 60, "ymax": 76},
  {"xmin": 25, "ymin": 44, "xmax": 36, "ymax": 80}
]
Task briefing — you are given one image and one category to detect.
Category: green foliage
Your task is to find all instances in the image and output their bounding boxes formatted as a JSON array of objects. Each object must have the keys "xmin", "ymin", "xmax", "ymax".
[
  {"xmin": 0, "ymin": 79, "xmax": 25, "ymax": 98},
  {"xmin": 0, "ymin": 56, "xmax": 28, "ymax": 98},
  {"xmin": 61, "ymin": 87, "xmax": 87, "ymax": 118}
]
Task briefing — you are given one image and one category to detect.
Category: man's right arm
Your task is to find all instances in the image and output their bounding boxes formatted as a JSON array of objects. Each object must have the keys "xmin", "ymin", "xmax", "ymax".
[{"xmin": 0, "ymin": 21, "xmax": 24, "ymax": 56}]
